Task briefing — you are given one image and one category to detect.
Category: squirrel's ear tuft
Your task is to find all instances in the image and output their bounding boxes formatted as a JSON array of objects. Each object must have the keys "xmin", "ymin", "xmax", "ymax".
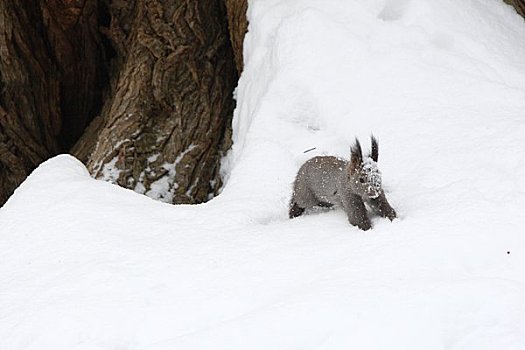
[
  {"xmin": 370, "ymin": 135, "xmax": 378, "ymax": 162},
  {"xmin": 350, "ymin": 138, "xmax": 363, "ymax": 172}
]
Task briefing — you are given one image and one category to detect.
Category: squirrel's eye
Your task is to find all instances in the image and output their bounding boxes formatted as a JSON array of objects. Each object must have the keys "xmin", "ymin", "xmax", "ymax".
[{"xmin": 359, "ymin": 178, "xmax": 365, "ymax": 184}]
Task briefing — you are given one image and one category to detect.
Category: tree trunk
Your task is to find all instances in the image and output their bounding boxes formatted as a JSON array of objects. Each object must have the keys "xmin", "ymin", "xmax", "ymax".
[
  {"xmin": 224, "ymin": 0, "xmax": 248, "ymax": 74},
  {"xmin": 74, "ymin": 0, "xmax": 238, "ymax": 204},
  {"xmin": 0, "ymin": 0, "xmax": 106, "ymax": 205},
  {"xmin": 0, "ymin": 0, "xmax": 246, "ymax": 206},
  {"xmin": 0, "ymin": 2, "xmax": 56, "ymax": 204},
  {"xmin": 504, "ymin": 0, "xmax": 525, "ymax": 18}
]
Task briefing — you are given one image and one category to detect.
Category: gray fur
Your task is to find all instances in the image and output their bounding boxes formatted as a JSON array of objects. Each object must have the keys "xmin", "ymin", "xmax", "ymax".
[{"xmin": 289, "ymin": 137, "xmax": 396, "ymax": 230}]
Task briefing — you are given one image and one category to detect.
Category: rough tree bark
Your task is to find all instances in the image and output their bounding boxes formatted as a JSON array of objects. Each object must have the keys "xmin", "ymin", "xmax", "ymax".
[
  {"xmin": 0, "ymin": 0, "xmax": 244, "ymax": 207},
  {"xmin": 0, "ymin": 0, "xmax": 105, "ymax": 205},
  {"xmin": 74, "ymin": 0, "xmax": 238, "ymax": 204},
  {"xmin": 224, "ymin": 0, "xmax": 248, "ymax": 74}
]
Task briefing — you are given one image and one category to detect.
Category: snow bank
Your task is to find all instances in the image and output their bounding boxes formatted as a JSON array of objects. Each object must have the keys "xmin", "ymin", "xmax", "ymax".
[{"xmin": 2, "ymin": 0, "xmax": 525, "ymax": 349}]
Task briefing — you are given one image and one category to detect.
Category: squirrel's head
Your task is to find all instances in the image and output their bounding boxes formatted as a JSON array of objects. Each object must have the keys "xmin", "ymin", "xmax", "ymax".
[{"xmin": 348, "ymin": 136, "xmax": 382, "ymax": 199}]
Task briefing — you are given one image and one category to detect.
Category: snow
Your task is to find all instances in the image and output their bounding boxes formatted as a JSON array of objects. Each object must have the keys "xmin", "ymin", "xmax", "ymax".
[
  {"xmin": 362, "ymin": 156, "xmax": 382, "ymax": 194},
  {"xmin": 2, "ymin": 0, "xmax": 525, "ymax": 348},
  {"xmin": 144, "ymin": 144, "xmax": 199, "ymax": 203},
  {"xmin": 100, "ymin": 156, "xmax": 121, "ymax": 184}
]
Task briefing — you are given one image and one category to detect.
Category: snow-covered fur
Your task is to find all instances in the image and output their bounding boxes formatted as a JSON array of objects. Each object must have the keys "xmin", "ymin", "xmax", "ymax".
[{"xmin": 289, "ymin": 137, "xmax": 396, "ymax": 230}]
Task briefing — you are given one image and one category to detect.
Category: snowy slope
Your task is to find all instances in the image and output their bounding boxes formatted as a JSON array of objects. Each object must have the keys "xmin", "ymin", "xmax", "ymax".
[{"xmin": 2, "ymin": 0, "xmax": 525, "ymax": 349}]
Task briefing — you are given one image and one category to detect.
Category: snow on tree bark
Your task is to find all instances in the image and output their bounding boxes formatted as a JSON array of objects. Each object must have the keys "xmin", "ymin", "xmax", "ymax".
[
  {"xmin": 0, "ymin": 0, "xmax": 243, "ymax": 206},
  {"xmin": 78, "ymin": 1, "xmax": 238, "ymax": 204}
]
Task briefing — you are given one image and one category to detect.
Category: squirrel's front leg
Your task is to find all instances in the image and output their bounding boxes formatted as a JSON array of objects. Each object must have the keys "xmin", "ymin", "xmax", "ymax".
[
  {"xmin": 368, "ymin": 192, "xmax": 396, "ymax": 221},
  {"xmin": 343, "ymin": 193, "xmax": 371, "ymax": 231}
]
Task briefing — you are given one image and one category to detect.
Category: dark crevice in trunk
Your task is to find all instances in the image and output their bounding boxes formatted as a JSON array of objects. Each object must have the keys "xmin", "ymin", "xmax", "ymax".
[{"xmin": 47, "ymin": 0, "xmax": 110, "ymax": 152}]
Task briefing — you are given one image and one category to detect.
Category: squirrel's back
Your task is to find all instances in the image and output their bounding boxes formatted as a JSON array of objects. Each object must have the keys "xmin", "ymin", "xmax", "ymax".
[{"xmin": 294, "ymin": 156, "xmax": 348, "ymax": 205}]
